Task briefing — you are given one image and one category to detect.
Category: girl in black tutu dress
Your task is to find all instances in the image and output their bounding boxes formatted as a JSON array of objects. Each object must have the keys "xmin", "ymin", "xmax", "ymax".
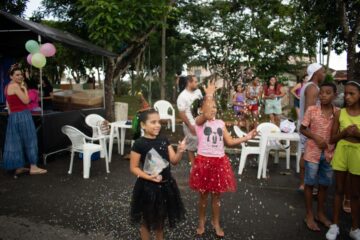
[{"xmin": 130, "ymin": 108, "xmax": 186, "ymax": 240}]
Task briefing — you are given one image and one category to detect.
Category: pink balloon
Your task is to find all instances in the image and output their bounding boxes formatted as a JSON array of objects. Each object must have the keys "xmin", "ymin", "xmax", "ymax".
[
  {"xmin": 27, "ymin": 54, "xmax": 33, "ymax": 65},
  {"xmin": 40, "ymin": 43, "xmax": 56, "ymax": 57}
]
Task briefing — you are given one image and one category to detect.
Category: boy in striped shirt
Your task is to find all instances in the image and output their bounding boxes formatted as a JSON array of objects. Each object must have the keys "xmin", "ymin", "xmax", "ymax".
[{"xmin": 300, "ymin": 82, "xmax": 339, "ymax": 231}]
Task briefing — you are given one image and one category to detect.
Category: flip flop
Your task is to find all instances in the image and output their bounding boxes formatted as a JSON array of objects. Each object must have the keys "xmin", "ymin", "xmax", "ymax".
[
  {"xmin": 30, "ymin": 168, "xmax": 47, "ymax": 175},
  {"xmin": 195, "ymin": 228, "xmax": 205, "ymax": 237},
  {"xmin": 312, "ymin": 187, "xmax": 319, "ymax": 196},
  {"xmin": 12, "ymin": 168, "xmax": 30, "ymax": 179},
  {"xmin": 297, "ymin": 185, "xmax": 304, "ymax": 193},
  {"xmin": 303, "ymin": 218, "xmax": 320, "ymax": 232},
  {"xmin": 314, "ymin": 216, "xmax": 332, "ymax": 228},
  {"xmin": 15, "ymin": 168, "xmax": 30, "ymax": 175},
  {"xmin": 343, "ymin": 199, "xmax": 351, "ymax": 213},
  {"xmin": 212, "ymin": 226, "xmax": 224, "ymax": 238}
]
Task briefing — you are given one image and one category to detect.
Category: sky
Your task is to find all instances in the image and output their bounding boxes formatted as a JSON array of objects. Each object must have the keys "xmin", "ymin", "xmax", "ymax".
[{"xmin": 25, "ymin": 0, "xmax": 348, "ymax": 71}]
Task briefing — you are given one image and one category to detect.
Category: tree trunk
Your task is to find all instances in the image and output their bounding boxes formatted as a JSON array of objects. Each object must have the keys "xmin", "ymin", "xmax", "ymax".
[
  {"xmin": 97, "ymin": 67, "xmax": 101, "ymax": 86},
  {"xmin": 160, "ymin": 15, "xmax": 167, "ymax": 100},
  {"xmin": 326, "ymin": 32, "xmax": 333, "ymax": 69},
  {"xmin": 105, "ymin": 58, "xmax": 115, "ymax": 121},
  {"xmin": 337, "ymin": 0, "xmax": 360, "ymax": 81},
  {"xmin": 131, "ymin": 70, "xmax": 135, "ymax": 96},
  {"xmin": 135, "ymin": 55, "xmax": 141, "ymax": 94},
  {"xmin": 172, "ymin": 75, "xmax": 177, "ymax": 103},
  {"xmin": 347, "ymin": 40, "xmax": 356, "ymax": 81},
  {"xmin": 104, "ymin": 27, "xmax": 157, "ymax": 120}
]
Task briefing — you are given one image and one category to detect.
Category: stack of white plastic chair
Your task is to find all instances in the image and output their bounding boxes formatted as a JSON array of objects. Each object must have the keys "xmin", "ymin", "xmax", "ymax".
[
  {"xmin": 233, "ymin": 126, "xmax": 261, "ymax": 175},
  {"xmin": 61, "ymin": 125, "xmax": 110, "ymax": 179},
  {"xmin": 154, "ymin": 100, "xmax": 176, "ymax": 133},
  {"xmin": 85, "ymin": 114, "xmax": 114, "ymax": 162},
  {"xmin": 256, "ymin": 122, "xmax": 290, "ymax": 176}
]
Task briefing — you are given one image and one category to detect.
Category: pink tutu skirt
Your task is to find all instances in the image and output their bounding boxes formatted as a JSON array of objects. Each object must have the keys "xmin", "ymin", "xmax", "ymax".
[{"xmin": 190, "ymin": 155, "xmax": 237, "ymax": 193}]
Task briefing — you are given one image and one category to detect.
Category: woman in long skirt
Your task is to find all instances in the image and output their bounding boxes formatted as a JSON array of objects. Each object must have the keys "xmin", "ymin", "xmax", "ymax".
[{"xmin": 2, "ymin": 64, "xmax": 47, "ymax": 177}]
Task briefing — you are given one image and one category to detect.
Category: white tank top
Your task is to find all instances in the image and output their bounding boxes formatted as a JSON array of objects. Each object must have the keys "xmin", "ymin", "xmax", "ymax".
[{"xmin": 299, "ymin": 82, "xmax": 319, "ymax": 123}]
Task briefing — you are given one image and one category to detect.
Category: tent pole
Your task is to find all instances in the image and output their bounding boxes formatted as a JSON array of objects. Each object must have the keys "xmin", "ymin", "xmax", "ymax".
[{"xmin": 38, "ymin": 34, "xmax": 44, "ymax": 116}]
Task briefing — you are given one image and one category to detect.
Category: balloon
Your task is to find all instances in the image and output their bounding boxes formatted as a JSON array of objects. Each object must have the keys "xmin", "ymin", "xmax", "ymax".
[
  {"xmin": 31, "ymin": 53, "xmax": 46, "ymax": 68},
  {"xmin": 40, "ymin": 43, "xmax": 56, "ymax": 57},
  {"xmin": 26, "ymin": 54, "xmax": 33, "ymax": 65},
  {"xmin": 25, "ymin": 40, "xmax": 40, "ymax": 53}
]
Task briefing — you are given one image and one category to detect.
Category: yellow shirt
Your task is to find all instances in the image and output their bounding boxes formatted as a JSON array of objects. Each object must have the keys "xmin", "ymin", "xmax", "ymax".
[{"xmin": 339, "ymin": 108, "xmax": 360, "ymax": 131}]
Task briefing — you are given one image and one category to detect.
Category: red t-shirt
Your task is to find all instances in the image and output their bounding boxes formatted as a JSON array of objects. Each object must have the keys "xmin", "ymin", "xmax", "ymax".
[{"xmin": 264, "ymin": 84, "xmax": 282, "ymax": 96}]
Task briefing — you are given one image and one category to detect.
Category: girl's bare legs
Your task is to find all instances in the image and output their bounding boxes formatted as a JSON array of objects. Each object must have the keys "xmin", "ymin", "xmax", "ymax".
[
  {"xmin": 299, "ymin": 155, "xmax": 305, "ymax": 190},
  {"xmin": 317, "ymin": 185, "xmax": 331, "ymax": 227},
  {"xmin": 140, "ymin": 224, "xmax": 151, "ymax": 240},
  {"xmin": 197, "ymin": 192, "xmax": 209, "ymax": 235},
  {"xmin": 344, "ymin": 173, "xmax": 351, "ymax": 212},
  {"xmin": 350, "ymin": 174, "xmax": 360, "ymax": 230},
  {"xmin": 304, "ymin": 184, "xmax": 320, "ymax": 231},
  {"xmin": 295, "ymin": 107, "xmax": 300, "ymax": 120},
  {"xmin": 211, "ymin": 193, "xmax": 224, "ymax": 237},
  {"xmin": 332, "ymin": 171, "xmax": 347, "ymax": 225},
  {"xmin": 251, "ymin": 111, "xmax": 259, "ymax": 129},
  {"xmin": 274, "ymin": 114, "xmax": 280, "ymax": 126},
  {"xmin": 269, "ymin": 113, "xmax": 275, "ymax": 124},
  {"xmin": 155, "ymin": 228, "xmax": 164, "ymax": 240},
  {"xmin": 188, "ymin": 151, "xmax": 195, "ymax": 166}
]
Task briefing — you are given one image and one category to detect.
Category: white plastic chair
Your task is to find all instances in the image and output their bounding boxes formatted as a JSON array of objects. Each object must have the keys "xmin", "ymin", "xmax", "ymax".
[
  {"xmin": 233, "ymin": 126, "xmax": 261, "ymax": 175},
  {"xmin": 61, "ymin": 125, "xmax": 110, "ymax": 179},
  {"xmin": 256, "ymin": 122, "xmax": 290, "ymax": 174},
  {"xmin": 154, "ymin": 100, "xmax": 176, "ymax": 133},
  {"xmin": 85, "ymin": 114, "xmax": 116, "ymax": 162}
]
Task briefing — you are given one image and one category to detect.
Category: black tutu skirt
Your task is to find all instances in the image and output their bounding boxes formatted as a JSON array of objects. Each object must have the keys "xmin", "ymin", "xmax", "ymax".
[{"xmin": 130, "ymin": 177, "xmax": 185, "ymax": 230}]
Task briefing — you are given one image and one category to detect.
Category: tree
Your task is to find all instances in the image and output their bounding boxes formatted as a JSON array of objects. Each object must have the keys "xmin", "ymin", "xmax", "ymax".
[
  {"xmin": 80, "ymin": 0, "xmax": 176, "ymax": 120},
  {"xmin": 0, "ymin": 0, "xmax": 29, "ymax": 16},
  {"xmin": 144, "ymin": 9, "xmax": 195, "ymax": 102},
  {"xmin": 295, "ymin": 0, "xmax": 360, "ymax": 81},
  {"xmin": 39, "ymin": 0, "xmax": 174, "ymax": 120},
  {"xmin": 180, "ymin": 0, "xmax": 310, "ymax": 87},
  {"xmin": 160, "ymin": 14, "xmax": 167, "ymax": 100},
  {"xmin": 337, "ymin": 0, "xmax": 360, "ymax": 81}
]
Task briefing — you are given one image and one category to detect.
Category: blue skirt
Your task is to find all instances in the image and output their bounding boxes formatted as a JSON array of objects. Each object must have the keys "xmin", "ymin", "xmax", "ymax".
[{"xmin": 2, "ymin": 110, "xmax": 38, "ymax": 170}]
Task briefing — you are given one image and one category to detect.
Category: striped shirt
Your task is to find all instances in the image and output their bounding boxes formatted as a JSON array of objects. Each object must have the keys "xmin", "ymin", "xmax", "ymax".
[{"xmin": 301, "ymin": 105, "xmax": 339, "ymax": 163}]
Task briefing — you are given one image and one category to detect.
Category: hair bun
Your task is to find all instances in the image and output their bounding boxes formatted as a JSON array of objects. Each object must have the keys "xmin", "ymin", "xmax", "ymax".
[
  {"xmin": 8, "ymin": 63, "xmax": 22, "ymax": 76},
  {"xmin": 10, "ymin": 63, "xmax": 20, "ymax": 70}
]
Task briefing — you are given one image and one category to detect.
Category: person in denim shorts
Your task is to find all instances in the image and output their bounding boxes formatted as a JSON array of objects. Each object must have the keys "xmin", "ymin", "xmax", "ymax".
[
  {"xmin": 300, "ymin": 83, "xmax": 338, "ymax": 232},
  {"xmin": 298, "ymin": 63, "xmax": 325, "ymax": 191}
]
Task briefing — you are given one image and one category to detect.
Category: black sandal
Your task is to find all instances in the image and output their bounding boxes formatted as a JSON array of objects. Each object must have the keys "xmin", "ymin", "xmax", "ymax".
[{"xmin": 12, "ymin": 168, "xmax": 30, "ymax": 179}]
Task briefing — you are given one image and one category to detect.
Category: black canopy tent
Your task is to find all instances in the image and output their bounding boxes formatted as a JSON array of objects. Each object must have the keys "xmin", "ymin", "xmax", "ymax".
[
  {"xmin": 0, "ymin": 10, "xmax": 116, "ymax": 57},
  {"xmin": 0, "ymin": 11, "xmax": 117, "ymax": 163}
]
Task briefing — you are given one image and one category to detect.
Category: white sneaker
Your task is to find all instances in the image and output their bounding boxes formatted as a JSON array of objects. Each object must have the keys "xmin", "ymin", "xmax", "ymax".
[
  {"xmin": 326, "ymin": 224, "xmax": 339, "ymax": 240},
  {"xmin": 350, "ymin": 228, "xmax": 360, "ymax": 240}
]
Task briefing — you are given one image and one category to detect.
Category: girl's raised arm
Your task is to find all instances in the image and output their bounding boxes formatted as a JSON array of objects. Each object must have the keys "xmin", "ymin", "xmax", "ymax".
[
  {"xmin": 168, "ymin": 138, "xmax": 186, "ymax": 165},
  {"xmin": 195, "ymin": 80, "xmax": 217, "ymax": 126},
  {"xmin": 223, "ymin": 127, "xmax": 257, "ymax": 147},
  {"xmin": 130, "ymin": 151, "xmax": 161, "ymax": 182},
  {"xmin": 12, "ymin": 84, "xmax": 30, "ymax": 104}
]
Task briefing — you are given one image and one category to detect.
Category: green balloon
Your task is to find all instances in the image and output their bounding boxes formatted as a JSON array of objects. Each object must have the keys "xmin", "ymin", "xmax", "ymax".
[
  {"xmin": 25, "ymin": 40, "xmax": 40, "ymax": 53},
  {"xmin": 31, "ymin": 53, "xmax": 46, "ymax": 68}
]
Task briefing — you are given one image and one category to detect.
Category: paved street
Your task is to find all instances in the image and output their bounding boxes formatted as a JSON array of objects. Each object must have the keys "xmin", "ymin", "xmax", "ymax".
[{"xmin": 0, "ymin": 142, "xmax": 353, "ymax": 240}]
